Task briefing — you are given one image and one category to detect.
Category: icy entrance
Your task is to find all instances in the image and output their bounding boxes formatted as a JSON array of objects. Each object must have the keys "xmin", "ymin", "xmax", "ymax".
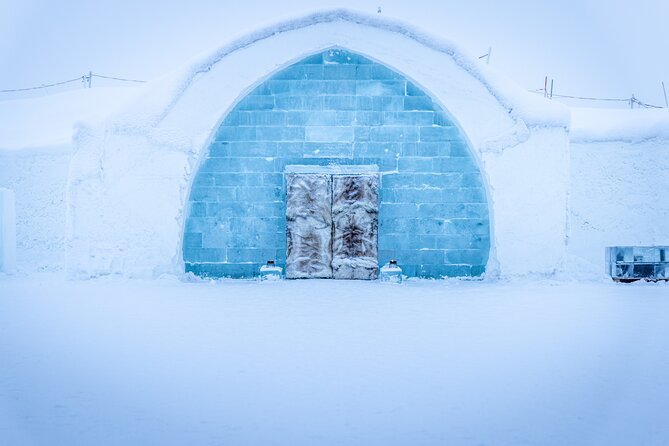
[
  {"xmin": 286, "ymin": 173, "xmax": 378, "ymax": 279},
  {"xmin": 183, "ymin": 47, "xmax": 490, "ymax": 279}
]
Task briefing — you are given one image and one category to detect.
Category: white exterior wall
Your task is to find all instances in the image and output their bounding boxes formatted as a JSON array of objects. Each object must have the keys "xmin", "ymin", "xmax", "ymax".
[
  {"xmin": 66, "ymin": 131, "xmax": 188, "ymax": 277},
  {"xmin": 66, "ymin": 11, "xmax": 570, "ymax": 278},
  {"xmin": 568, "ymin": 138, "xmax": 669, "ymax": 272},
  {"xmin": 0, "ymin": 188, "xmax": 17, "ymax": 273},
  {"xmin": 484, "ymin": 127, "xmax": 570, "ymax": 276},
  {"xmin": 0, "ymin": 147, "xmax": 71, "ymax": 271}
]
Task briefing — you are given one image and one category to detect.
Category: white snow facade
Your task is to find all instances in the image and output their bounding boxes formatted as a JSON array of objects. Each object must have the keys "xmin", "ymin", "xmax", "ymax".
[{"xmin": 1, "ymin": 9, "xmax": 667, "ymax": 279}]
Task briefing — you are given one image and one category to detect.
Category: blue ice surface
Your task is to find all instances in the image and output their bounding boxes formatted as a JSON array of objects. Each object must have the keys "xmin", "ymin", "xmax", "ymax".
[{"xmin": 183, "ymin": 48, "xmax": 490, "ymax": 278}]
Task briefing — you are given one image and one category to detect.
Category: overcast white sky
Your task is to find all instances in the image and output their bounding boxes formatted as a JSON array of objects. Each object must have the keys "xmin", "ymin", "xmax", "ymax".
[{"xmin": 1, "ymin": 0, "xmax": 668, "ymax": 106}]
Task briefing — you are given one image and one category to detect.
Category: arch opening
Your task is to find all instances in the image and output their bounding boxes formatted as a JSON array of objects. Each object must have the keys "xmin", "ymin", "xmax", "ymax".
[{"xmin": 182, "ymin": 47, "xmax": 490, "ymax": 278}]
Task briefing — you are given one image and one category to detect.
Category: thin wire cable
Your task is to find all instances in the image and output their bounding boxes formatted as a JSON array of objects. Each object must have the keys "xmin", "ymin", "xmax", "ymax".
[
  {"xmin": 530, "ymin": 88, "xmax": 666, "ymax": 107},
  {"xmin": 551, "ymin": 93, "xmax": 629, "ymax": 102},
  {"xmin": 0, "ymin": 73, "xmax": 147, "ymax": 94},
  {"xmin": 632, "ymin": 98, "xmax": 663, "ymax": 109},
  {"xmin": 2, "ymin": 73, "xmax": 664, "ymax": 107},
  {"xmin": 0, "ymin": 76, "xmax": 84, "ymax": 93},
  {"xmin": 91, "ymin": 74, "xmax": 146, "ymax": 83}
]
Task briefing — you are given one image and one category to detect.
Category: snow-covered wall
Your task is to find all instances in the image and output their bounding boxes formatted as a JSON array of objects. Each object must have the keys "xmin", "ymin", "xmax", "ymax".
[
  {"xmin": 485, "ymin": 127, "xmax": 570, "ymax": 276},
  {"xmin": 0, "ymin": 88, "xmax": 139, "ymax": 272},
  {"xmin": 67, "ymin": 9, "xmax": 570, "ymax": 278},
  {"xmin": 568, "ymin": 108, "xmax": 669, "ymax": 273},
  {"xmin": 0, "ymin": 147, "xmax": 70, "ymax": 271},
  {"xmin": 0, "ymin": 188, "xmax": 17, "ymax": 273}
]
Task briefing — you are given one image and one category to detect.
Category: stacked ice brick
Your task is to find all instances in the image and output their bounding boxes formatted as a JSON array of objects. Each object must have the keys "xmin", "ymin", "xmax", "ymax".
[{"xmin": 183, "ymin": 48, "xmax": 489, "ymax": 278}]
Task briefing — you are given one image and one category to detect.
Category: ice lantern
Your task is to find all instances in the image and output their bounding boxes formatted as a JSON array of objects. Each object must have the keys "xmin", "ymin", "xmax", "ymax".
[
  {"xmin": 259, "ymin": 260, "xmax": 283, "ymax": 280},
  {"xmin": 379, "ymin": 259, "xmax": 403, "ymax": 283}
]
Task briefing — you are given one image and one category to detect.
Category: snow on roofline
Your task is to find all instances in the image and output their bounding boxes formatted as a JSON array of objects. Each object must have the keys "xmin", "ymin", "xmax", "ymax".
[
  {"xmin": 0, "ymin": 87, "xmax": 141, "ymax": 151},
  {"xmin": 570, "ymin": 107, "xmax": 669, "ymax": 143},
  {"xmin": 130, "ymin": 8, "xmax": 568, "ymax": 129}
]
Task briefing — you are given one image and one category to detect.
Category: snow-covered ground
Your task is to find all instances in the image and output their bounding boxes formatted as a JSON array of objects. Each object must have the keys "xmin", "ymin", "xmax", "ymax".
[{"xmin": 1, "ymin": 274, "xmax": 668, "ymax": 445}]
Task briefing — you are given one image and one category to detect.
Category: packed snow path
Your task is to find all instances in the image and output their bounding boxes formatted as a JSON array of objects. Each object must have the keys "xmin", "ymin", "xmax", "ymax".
[{"xmin": 1, "ymin": 275, "xmax": 668, "ymax": 445}]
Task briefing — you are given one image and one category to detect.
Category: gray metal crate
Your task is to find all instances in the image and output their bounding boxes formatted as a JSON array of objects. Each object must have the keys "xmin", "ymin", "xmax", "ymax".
[{"xmin": 606, "ymin": 246, "xmax": 669, "ymax": 282}]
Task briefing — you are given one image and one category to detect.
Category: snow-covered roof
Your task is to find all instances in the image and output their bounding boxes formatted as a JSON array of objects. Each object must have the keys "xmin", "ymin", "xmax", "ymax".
[
  {"xmin": 570, "ymin": 107, "xmax": 669, "ymax": 143},
  {"xmin": 0, "ymin": 87, "xmax": 140, "ymax": 151},
  {"xmin": 3, "ymin": 9, "xmax": 668, "ymax": 151},
  {"xmin": 137, "ymin": 8, "xmax": 569, "ymax": 131}
]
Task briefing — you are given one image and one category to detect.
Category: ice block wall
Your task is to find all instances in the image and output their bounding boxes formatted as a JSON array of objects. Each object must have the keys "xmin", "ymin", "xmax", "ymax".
[{"xmin": 183, "ymin": 48, "xmax": 490, "ymax": 278}]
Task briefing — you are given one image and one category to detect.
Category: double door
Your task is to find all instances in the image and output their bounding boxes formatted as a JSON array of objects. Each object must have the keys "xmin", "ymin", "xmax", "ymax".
[{"xmin": 285, "ymin": 173, "xmax": 378, "ymax": 279}]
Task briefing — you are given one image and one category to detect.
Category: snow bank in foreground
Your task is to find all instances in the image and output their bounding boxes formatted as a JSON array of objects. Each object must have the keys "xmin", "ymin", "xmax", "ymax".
[
  {"xmin": 570, "ymin": 107, "xmax": 669, "ymax": 142},
  {"xmin": 1, "ymin": 275, "xmax": 668, "ymax": 445},
  {"xmin": 0, "ymin": 87, "xmax": 141, "ymax": 150}
]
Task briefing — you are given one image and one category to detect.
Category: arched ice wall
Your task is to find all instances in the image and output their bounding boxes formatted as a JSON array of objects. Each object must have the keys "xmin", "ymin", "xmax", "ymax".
[
  {"xmin": 183, "ymin": 47, "xmax": 491, "ymax": 278},
  {"xmin": 66, "ymin": 10, "xmax": 570, "ymax": 278}
]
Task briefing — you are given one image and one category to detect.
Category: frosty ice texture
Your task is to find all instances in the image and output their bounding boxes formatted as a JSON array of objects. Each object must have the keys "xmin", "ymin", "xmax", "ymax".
[
  {"xmin": 332, "ymin": 175, "xmax": 378, "ymax": 279},
  {"xmin": 0, "ymin": 188, "xmax": 16, "ymax": 273},
  {"xmin": 606, "ymin": 246, "xmax": 669, "ymax": 281},
  {"xmin": 379, "ymin": 262, "xmax": 403, "ymax": 283},
  {"xmin": 285, "ymin": 174, "xmax": 379, "ymax": 280},
  {"xmin": 285, "ymin": 174, "xmax": 333, "ymax": 279},
  {"xmin": 183, "ymin": 48, "xmax": 490, "ymax": 278},
  {"xmin": 259, "ymin": 263, "xmax": 283, "ymax": 280}
]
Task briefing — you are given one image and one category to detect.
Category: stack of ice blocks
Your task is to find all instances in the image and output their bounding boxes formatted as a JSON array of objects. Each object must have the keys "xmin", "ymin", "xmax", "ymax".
[{"xmin": 606, "ymin": 246, "xmax": 669, "ymax": 282}]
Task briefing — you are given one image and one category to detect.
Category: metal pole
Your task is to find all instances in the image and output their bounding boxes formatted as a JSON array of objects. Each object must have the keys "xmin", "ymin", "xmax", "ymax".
[
  {"xmin": 544, "ymin": 76, "xmax": 548, "ymax": 98},
  {"xmin": 662, "ymin": 81, "xmax": 668, "ymax": 108},
  {"xmin": 550, "ymin": 79, "xmax": 554, "ymax": 99},
  {"xmin": 88, "ymin": 71, "xmax": 92, "ymax": 88},
  {"xmin": 486, "ymin": 47, "xmax": 491, "ymax": 65}
]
